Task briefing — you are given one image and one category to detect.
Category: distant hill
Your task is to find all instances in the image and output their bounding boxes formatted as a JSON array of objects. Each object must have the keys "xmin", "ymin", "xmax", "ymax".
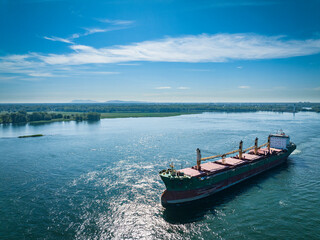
[
  {"xmin": 70, "ymin": 100, "xmax": 148, "ymax": 104},
  {"xmin": 71, "ymin": 100, "xmax": 99, "ymax": 103},
  {"xmin": 105, "ymin": 100, "xmax": 148, "ymax": 103}
]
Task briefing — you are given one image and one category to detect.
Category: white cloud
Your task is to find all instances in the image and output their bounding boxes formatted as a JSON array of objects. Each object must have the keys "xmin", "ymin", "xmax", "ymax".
[
  {"xmin": 39, "ymin": 33, "xmax": 320, "ymax": 65},
  {"xmin": 0, "ymin": 54, "xmax": 71, "ymax": 79},
  {"xmin": 43, "ymin": 20, "xmax": 133, "ymax": 45},
  {"xmin": 28, "ymin": 72, "xmax": 53, "ymax": 77},
  {"xmin": 239, "ymin": 86, "xmax": 250, "ymax": 89},
  {"xmin": 70, "ymin": 45, "xmax": 97, "ymax": 52},
  {"xmin": 177, "ymin": 87, "xmax": 190, "ymax": 90},
  {"xmin": 85, "ymin": 28, "xmax": 107, "ymax": 34},
  {"xmin": 0, "ymin": 76, "xmax": 17, "ymax": 81},
  {"xmin": 314, "ymin": 87, "xmax": 320, "ymax": 91},
  {"xmin": 82, "ymin": 25, "xmax": 132, "ymax": 36},
  {"xmin": 43, "ymin": 36, "xmax": 74, "ymax": 44},
  {"xmin": 155, "ymin": 86, "xmax": 171, "ymax": 89},
  {"xmin": 83, "ymin": 27, "xmax": 116, "ymax": 35},
  {"xmin": 2, "ymin": 33, "xmax": 320, "ymax": 80},
  {"xmin": 71, "ymin": 33, "xmax": 80, "ymax": 39},
  {"xmin": 237, "ymin": 66, "xmax": 243, "ymax": 69},
  {"xmin": 1, "ymin": 54, "xmax": 31, "ymax": 61},
  {"xmin": 98, "ymin": 19, "xmax": 134, "ymax": 26},
  {"xmin": 0, "ymin": 54, "xmax": 47, "ymax": 75}
]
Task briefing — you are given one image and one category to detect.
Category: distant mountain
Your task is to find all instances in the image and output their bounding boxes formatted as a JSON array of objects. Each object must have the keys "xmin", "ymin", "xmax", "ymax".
[
  {"xmin": 71, "ymin": 100, "xmax": 99, "ymax": 103},
  {"xmin": 70, "ymin": 100, "xmax": 149, "ymax": 104},
  {"xmin": 105, "ymin": 100, "xmax": 148, "ymax": 103}
]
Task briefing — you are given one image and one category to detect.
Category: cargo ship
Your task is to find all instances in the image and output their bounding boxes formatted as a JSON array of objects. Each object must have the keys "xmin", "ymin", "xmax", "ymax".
[{"xmin": 159, "ymin": 132, "xmax": 296, "ymax": 207}]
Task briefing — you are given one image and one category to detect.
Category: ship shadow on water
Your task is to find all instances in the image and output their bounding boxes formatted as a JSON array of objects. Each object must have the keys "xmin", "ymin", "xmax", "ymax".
[{"xmin": 162, "ymin": 160, "xmax": 294, "ymax": 224}]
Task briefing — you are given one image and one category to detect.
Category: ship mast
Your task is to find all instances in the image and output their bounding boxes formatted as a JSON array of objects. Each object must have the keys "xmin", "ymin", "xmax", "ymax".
[
  {"xmin": 239, "ymin": 140, "xmax": 243, "ymax": 159},
  {"xmin": 196, "ymin": 148, "xmax": 201, "ymax": 170},
  {"xmin": 254, "ymin": 137, "xmax": 258, "ymax": 154}
]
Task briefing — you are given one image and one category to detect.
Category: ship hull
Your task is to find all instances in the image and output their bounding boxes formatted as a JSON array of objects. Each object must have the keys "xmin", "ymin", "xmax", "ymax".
[{"xmin": 161, "ymin": 144, "xmax": 295, "ymax": 207}]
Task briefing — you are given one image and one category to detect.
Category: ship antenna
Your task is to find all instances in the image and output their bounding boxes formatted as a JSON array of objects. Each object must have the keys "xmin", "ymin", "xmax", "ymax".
[{"xmin": 169, "ymin": 162, "xmax": 174, "ymax": 171}]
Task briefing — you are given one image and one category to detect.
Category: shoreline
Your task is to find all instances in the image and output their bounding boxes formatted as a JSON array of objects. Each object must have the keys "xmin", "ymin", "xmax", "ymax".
[
  {"xmin": 1, "ymin": 110, "xmax": 318, "ymax": 125},
  {"xmin": 0, "ymin": 112, "xmax": 192, "ymax": 125}
]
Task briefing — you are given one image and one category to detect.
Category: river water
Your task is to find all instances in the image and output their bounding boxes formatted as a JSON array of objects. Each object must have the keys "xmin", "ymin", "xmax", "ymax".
[{"xmin": 1, "ymin": 112, "xmax": 319, "ymax": 239}]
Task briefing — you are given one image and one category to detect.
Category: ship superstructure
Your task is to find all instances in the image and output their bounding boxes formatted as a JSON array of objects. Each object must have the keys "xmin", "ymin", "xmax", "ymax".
[{"xmin": 159, "ymin": 132, "xmax": 296, "ymax": 207}]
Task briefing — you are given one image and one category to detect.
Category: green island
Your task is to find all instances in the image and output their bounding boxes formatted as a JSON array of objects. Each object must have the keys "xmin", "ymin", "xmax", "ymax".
[
  {"xmin": 0, "ymin": 102, "xmax": 319, "ymax": 124},
  {"xmin": 18, "ymin": 134, "xmax": 44, "ymax": 138}
]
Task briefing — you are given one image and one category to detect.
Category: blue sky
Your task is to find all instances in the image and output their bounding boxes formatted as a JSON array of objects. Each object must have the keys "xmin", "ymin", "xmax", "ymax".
[{"xmin": 0, "ymin": 0, "xmax": 319, "ymax": 103}]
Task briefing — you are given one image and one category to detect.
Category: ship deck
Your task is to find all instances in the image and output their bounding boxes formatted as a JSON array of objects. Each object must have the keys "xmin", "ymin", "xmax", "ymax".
[{"xmin": 178, "ymin": 147, "xmax": 284, "ymax": 178}]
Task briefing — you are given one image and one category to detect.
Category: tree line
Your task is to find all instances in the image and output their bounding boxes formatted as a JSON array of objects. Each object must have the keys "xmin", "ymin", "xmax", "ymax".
[
  {"xmin": 0, "ymin": 102, "xmax": 319, "ymax": 113},
  {"xmin": 0, "ymin": 111, "xmax": 101, "ymax": 124}
]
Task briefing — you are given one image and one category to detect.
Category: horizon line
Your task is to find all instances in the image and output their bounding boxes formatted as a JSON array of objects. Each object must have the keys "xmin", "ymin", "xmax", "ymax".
[{"xmin": 0, "ymin": 101, "xmax": 318, "ymax": 104}]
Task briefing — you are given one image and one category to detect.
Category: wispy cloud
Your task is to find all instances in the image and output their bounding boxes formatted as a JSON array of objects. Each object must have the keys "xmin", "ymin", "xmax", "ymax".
[
  {"xmin": 0, "ymin": 54, "xmax": 75, "ymax": 79},
  {"xmin": 84, "ymin": 28, "xmax": 108, "ymax": 35},
  {"xmin": 43, "ymin": 19, "xmax": 134, "ymax": 44},
  {"xmin": 2, "ymin": 33, "xmax": 320, "ymax": 80},
  {"xmin": 155, "ymin": 86, "xmax": 171, "ymax": 89},
  {"xmin": 0, "ymin": 76, "xmax": 18, "ymax": 82},
  {"xmin": 237, "ymin": 66, "xmax": 243, "ymax": 69},
  {"xmin": 177, "ymin": 87, "xmax": 190, "ymax": 90},
  {"xmin": 28, "ymin": 72, "xmax": 53, "ymax": 77},
  {"xmin": 239, "ymin": 85, "xmax": 250, "ymax": 89},
  {"xmin": 98, "ymin": 19, "xmax": 134, "ymax": 26},
  {"xmin": 43, "ymin": 36, "xmax": 74, "ymax": 44},
  {"xmin": 39, "ymin": 33, "xmax": 320, "ymax": 65},
  {"xmin": 314, "ymin": 87, "xmax": 320, "ymax": 91},
  {"xmin": 83, "ymin": 26, "xmax": 127, "ymax": 35},
  {"xmin": 43, "ymin": 27, "xmax": 125, "ymax": 44},
  {"xmin": 0, "ymin": 54, "xmax": 47, "ymax": 76}
]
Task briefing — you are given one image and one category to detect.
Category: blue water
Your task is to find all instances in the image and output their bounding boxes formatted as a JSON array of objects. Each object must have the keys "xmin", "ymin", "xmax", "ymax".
[{"xmin": 1, "ymin": 112, "xmax": 319, "ymax": 239}]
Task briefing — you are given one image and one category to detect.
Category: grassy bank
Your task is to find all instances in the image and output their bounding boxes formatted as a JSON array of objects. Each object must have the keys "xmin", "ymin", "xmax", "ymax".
[
  {"xmin": 100, "ymin": 112, "xmax": 190, "ymax": 118},
  {"xmin": 0, "ymin": 112, "xmax": 193, "ymax": 124}
]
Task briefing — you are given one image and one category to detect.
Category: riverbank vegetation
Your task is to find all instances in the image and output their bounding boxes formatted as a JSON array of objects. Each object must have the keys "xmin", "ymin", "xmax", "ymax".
[
  {"xmin": 1, "ymin": 102, "xmax": 319, "ymax": 114},
  {"xmin": 0, "ymin": 102, "xmax": 319, "ymax": 124},
  {"xmin": 0, "ymin": 111, "xmax": 100, "ymax": 124}
]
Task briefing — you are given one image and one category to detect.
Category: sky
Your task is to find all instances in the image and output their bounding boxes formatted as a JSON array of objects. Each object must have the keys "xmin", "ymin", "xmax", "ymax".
[{"xmin": 0, "ymin": 0, "xmax": 319, "ymax": 103}]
